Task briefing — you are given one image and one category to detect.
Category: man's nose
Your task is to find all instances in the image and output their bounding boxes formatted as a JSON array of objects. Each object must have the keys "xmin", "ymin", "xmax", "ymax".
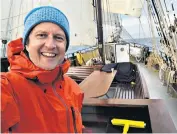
[{"xmin": 45, "ymin": 35, "xmax": 56, "ymax": 49}]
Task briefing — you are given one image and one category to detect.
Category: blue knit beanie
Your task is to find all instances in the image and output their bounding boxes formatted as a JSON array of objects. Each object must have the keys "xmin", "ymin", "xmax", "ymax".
[{"xmin": 23, "ymin": 6, "xmax": 70, "ymax": 51}]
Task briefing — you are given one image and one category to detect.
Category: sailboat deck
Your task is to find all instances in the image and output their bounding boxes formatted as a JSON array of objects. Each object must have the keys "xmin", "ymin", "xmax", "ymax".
[
  {"xmin": 98, "ymin": 81, "xmax": 146, "ymax": 99},
  {"xmin": 110, "ymin": 83, "xmax": 136, "ymax": 99}
]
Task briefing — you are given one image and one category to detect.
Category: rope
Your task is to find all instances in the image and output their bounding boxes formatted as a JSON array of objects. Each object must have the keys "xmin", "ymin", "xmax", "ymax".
[
  {"xmin": 107, "ymin": 0, "xmax": 114, "ymax": 34},
  {"xmin": 102, "ymin": 0, "xmax": 107, "ymax": 42},
  {"xmin": 105, "ymin": 0, "xmax": 111, "ymax": 38},
  {"xmin": 163, "ymin": 0, "xmax": 169, "ymax": 12},
  {"xmin": 1, "ymin": 24, "xmax": 24, "ymax": 32},
  {"xmin": 16, "ymin": 0, "xmax": 23, "ymax": 38},
  {"xmin": 139, "ymin": 18, "xmax": 141, "ymax": 39},
  {"xmin": 5, "ymin": 0, "xmax": 13, "ymax": 38},
  {"xmin": 122, "ymin": 27, "xmax": 136, "ymax": 42},
  {"xmin": 1, "ymin": 11, "xmax": 29, "ymax": 21}
]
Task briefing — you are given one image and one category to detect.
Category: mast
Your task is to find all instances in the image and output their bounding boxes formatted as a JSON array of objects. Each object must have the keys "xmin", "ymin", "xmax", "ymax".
[{"xmin": 95, "ymin": 0, "xmax": 105, "ymax": 64}]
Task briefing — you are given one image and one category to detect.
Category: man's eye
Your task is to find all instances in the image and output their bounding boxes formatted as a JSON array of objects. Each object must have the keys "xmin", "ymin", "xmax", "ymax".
[
  {"xmin": 55, "ymin": 36, "xmax": 64, "ymax": 41},
  {"xmin": 37, "ymin": 34, "xmax": 47, "ymax": 38}
]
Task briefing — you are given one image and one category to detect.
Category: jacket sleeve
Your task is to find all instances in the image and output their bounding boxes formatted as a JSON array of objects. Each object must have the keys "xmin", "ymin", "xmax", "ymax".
[{"xmin": 1, "ymin": 75, "xmax": 20, "ymax": 132}]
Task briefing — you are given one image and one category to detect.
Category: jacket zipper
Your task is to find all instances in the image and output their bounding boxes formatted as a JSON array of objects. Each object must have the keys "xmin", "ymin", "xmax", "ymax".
[
  {"xmin": 71, "ymin": 106, "xmax": 78, "ymax": 133},
  {"xmin": 52, "ymin": 84, "xmax": 70, "ymax": 133}
]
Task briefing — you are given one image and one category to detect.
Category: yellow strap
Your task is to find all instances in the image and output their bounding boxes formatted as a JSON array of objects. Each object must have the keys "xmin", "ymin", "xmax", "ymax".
[{"xmin": 76, "ymin": 53, "xmax": 84, "ymax": 65}]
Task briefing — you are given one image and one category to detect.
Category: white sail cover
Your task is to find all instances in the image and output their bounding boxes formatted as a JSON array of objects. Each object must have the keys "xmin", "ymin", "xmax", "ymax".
[
  {"xmin": 103, "ymin": 0, "xmax": 144, "ymax": 18},
  {"xmin": 1, "ymin": 0, "xmax": 97, "ymax": 46}
]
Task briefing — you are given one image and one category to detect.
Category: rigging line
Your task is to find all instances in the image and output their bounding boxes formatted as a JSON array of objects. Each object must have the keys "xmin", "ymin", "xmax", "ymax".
[
  {"xmin": 171, "ymin": 2, "xmax": 176, "ymax": 18},
  {"xmin": 146, "ymin": 5, "xmax": 154, "ymax": 38},
  {"xmin": 107, "ymin": 0, "xmax": 114, "ymax": 34},
  {"xmin": 1, "ymin": 24, "xmax": 24, "ymax": 32},
  {"xmin": 121, "ymin": 28, "xmax": 132, "ymax": 39},
  {"xmin": 150, "ymin": 4, "xmax": 165, "ymax": 39},
  {"xmin": 119, "ymin": 14, "xmax": 122, "ymax": 26},
  {"xmin": 151, "ymin": 0, "xmax": 168, "ymax": 45},
  {"xmin": 116, "ymin": 14, "xmax": 119, "ymax": 28},
  {"xmin": 139, "ymin": 18, "xmax": 147, "ymax": 38},
  {"xmin": 102, "ymin": 0, "xmax": 107, "ymax": 42},
  {"xmin": 149, "ymin": 3, "xmax": 166, "ymax": 49},
  {"xmin": 115, "ymin": 14, "xmax": 121, "ymax": 36},
  {"xmin": 158, "ymin": 0, "xmax": 171, "ymax": 26},
  {"xmin": 116, "ymin": 14, "xmax": 119, "ymax": 27},
  {"xmin": 5, "ymin": 0, "xmax": 13, "ymax": 38},
  {"xmin": 122, "ymin": 27, "xmax": 136, "ymax": 42},
  {"xmin": 92, "ymin": 0, "xmax": 96, "ymax": 22},
  {"xmin": 1, "ymin": 11, "xmax": 29, "ymax": 21},
  {"xmin": 163, "ymin": 0, "xmax": 169, "ymax": 12},
  {"xmin": 140, "ymin": 0, "xmax": 153, "ymax": 38},
  {"xmin": 95, "ymin": 0, "xmax": 100, "ymax": 44},
  {"xmin": 147, "ymin": 1, "xmax": 160, "ymax": 60},
  {"xmin": 105, "ymin": 0, "xmax": 111, "ymax": 36},
  {"xmin": 16, "ymin": 0, "xmax": 23, "ymax": 38},
  {"xmin": 155, "ymin": 0, "xmax": 173, "ymax": 39},
  {"xmin": 139, "ymin": 18, "xmax": 141, "ymax": 39},
  {"xmin": 156, "ymin": 0, "xmax": 170, "ymax": 28},
  {"xmin": 9, "ymin": 0, "xmax": 16, "ymax": 40}
]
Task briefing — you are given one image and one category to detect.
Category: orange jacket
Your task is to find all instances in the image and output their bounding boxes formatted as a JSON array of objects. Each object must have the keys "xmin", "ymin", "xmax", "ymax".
[{"xmin": 1, "ymin": 38, "xmax": 84, "ymax": 133}]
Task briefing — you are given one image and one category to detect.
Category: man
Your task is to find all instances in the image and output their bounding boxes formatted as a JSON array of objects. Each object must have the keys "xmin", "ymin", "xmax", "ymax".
[{"xmin": 1, "ymin": 6, "xmax": 84, "ymax": 133}]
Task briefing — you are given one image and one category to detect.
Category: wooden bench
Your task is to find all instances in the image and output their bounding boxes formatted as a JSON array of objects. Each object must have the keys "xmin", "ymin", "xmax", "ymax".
[
  {"xmin": 66, "ymin": 66, "xmax": 102, "ymax": 83},
  {"xmin": 79, "ymin": 70, "xmax": 117, "ymax": 98}
]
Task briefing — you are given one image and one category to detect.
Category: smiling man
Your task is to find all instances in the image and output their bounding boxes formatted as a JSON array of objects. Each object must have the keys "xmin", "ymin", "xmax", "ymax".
[{"xmin": 1, "ymin": 6, "xmax": 84, "ymax": 133}]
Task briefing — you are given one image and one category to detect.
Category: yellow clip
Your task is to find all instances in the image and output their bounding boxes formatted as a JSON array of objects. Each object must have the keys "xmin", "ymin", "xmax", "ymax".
[{"xmin": 111, "ymin": 118, "xmax": 146, "ymax": 134}]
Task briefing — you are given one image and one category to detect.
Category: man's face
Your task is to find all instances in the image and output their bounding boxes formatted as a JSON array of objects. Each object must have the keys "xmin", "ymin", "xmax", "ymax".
[{"xmin": 26, "ymin": 22, "xmax": 66, "ymax": 70}]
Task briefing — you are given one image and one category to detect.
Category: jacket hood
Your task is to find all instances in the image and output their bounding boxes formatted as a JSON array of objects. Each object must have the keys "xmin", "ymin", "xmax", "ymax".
[{"xmin": 7, "ymin": 38, "xmax": 70, "ymax": 84}]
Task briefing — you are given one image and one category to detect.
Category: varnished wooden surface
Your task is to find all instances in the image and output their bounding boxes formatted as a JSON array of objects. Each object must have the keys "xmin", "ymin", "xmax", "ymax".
[
  {"xmin": 79, "ymin": 70, "xmax": 117, "ymax": 98},
  {"xmin": 83, "ymin": 99, "xmax": 177, "ymax": 133}
]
